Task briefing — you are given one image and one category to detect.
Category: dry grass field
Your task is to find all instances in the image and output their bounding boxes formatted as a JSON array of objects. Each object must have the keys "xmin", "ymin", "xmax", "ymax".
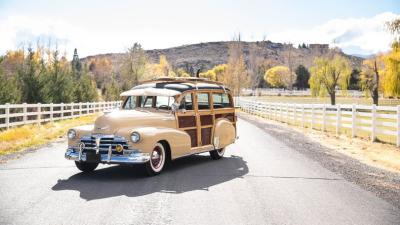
[{"xmin": 0, "ymin": 114, "xmax": 97, "ymax": 155}]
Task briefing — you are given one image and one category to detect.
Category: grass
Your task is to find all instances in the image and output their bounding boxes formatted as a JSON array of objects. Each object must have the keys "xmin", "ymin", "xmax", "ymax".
[
  {"xmin": 246, "ymin": 96, "xmax": 400, "ymax": 106},
  {"xmin": 0, "ymin": 114, "xmax": 98, "ymax": 156}
]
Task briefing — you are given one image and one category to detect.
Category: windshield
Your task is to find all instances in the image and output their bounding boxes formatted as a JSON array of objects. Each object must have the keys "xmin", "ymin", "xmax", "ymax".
[{"xmin": 123, "ymin": 96, "xmax": 174, "ymax": 110}]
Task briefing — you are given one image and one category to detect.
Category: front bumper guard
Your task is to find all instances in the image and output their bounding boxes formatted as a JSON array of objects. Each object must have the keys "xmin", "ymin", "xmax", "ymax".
[{"xmin": 65, "ymin": 148, "xmax": 150, "ymax": 164}]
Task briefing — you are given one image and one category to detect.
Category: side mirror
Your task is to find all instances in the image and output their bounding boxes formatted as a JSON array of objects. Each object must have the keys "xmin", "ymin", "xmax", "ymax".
[{"xmin": 171, "ymin": 103, "xmax": 179, "ymax": 113}]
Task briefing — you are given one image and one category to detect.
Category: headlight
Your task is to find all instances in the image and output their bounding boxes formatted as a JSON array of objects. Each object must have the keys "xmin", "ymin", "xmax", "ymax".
[
  {"xmin": 130, "ymin": 132, "xmax": 141, "ymax": 143},
  {"xmin": 67, "ymin": 129, "xmax": 76, "ymax": 139}
]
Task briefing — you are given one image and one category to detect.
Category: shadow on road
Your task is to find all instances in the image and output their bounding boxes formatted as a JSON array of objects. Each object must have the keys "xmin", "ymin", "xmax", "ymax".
[{"xmin": 52, "ymin": 154, "xmax": 248, "ymax": 200}]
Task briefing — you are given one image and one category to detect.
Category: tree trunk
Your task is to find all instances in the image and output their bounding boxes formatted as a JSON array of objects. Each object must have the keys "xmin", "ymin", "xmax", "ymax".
[
  {"xmin": 330, "ymin": 91, "xmax": 336, "ymax": 105},
  {"xmin": 372, "ymin": 60, "xmax": 380, "ymax": 106}
]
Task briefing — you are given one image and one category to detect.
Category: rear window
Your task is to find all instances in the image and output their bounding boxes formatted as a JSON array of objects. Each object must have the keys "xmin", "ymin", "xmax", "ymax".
[{"xmin": 212, "ymin": 93, "xmax": 232, "ymax": 109}]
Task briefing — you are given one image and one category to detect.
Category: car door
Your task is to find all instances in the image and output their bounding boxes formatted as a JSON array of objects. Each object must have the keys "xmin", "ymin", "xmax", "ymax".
[
  {"xmin": 175, "ymin": 92, "xmax": 198, "ymax": 148},
  {"xmin": 195, "ymin": 92, "xmax": 213, "ymax": 147}
]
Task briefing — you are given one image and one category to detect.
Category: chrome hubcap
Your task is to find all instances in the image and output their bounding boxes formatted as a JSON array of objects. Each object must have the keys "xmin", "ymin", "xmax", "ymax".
[{"xmin": 151, "ymin": 146, "xmax": 163, "ymax": 169}]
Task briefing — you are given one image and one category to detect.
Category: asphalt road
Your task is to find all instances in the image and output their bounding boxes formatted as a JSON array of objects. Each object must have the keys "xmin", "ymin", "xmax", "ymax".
[{"xmin": 0, "ymin": 118, "xmax": 399, "ymax": 225}]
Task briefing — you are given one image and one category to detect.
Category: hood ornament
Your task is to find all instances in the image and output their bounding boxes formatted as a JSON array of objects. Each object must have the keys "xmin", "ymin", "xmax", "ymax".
[{"xmin": 96, "ymin": 126, "xmax": 109, "ymax": 130}]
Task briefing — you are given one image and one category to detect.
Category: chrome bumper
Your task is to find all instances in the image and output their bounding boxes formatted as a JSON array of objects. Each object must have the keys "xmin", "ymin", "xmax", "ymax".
[{"xmin": 65, "ymin": 148, "xmax": 150, "ymax": 164}]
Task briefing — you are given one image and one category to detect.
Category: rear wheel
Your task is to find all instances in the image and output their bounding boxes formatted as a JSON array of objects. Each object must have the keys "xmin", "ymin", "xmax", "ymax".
[
  {"xmin": 145, "ymin": 143, "xmax": 166, "ymax": 176},
  {"xmin": 209, "ymin": 148, "xmax": 225, "ymax": 160},
  {"xmin": 75, "ymin": 161, "xmax": 98, "ymax": 172}
]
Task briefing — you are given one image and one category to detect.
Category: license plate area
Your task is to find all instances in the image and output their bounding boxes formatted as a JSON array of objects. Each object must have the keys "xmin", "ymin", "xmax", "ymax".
[{"xmin": 86, "ymin": 152, "xmax": 101, "ymax": 163}]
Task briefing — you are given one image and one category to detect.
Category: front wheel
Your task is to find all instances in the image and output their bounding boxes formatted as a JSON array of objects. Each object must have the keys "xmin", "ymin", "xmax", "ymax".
[
  {"xmin": 209, "ymin": 148, "xmax": 225, "ymax": 160},
  {"xmin": 75, "ymin": 161, "xmax": 98, "ymax": 172},
  {"xmin": 145, "ymin": 143, "xmax": 166, "ymax": 176}
]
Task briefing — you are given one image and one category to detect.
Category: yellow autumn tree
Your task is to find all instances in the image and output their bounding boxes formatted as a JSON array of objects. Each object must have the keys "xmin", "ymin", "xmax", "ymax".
[
  {"xmin": 309, "ymin": 55, "xmax": 351, "ymax": 105},
  {"xmin": 360, "ymin": 55, "xmax": 384, "ymax": 105},
  {"xmin": 264, "ymin": 66, "xmax": 291, "ymax": 88},
  {"xmin": 224, "ymin": 39, "xmax": 248, "ymax": 96}
]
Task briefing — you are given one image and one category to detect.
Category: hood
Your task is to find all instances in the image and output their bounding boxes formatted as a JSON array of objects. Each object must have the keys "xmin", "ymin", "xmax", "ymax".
[{"xmin": 93, "ymin": 110, "xmax": 175, "ymax": 134}]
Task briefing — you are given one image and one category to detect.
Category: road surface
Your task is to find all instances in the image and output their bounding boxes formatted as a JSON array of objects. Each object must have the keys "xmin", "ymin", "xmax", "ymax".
[{"xmin": 0, "ymin": 118, "xmax": 399, "ymax": 225}]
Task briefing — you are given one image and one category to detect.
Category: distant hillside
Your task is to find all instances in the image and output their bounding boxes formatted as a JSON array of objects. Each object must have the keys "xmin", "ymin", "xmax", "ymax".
[{"xmin": 82, "ymin": 41, "xmax": 363, "ymax": 73}]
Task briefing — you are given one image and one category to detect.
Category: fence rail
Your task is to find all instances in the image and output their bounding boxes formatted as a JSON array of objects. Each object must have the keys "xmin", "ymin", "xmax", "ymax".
[
  {"xmin": 0, "ymin": 101, "xmax": 122, "ymax": 130},
  {"xmin": 242, "ymin": 88, "xmax": 364, "ymax": 97},
  {"xmin": 239, "ymin": 99, "xmax": 400, "ymax": 147}
]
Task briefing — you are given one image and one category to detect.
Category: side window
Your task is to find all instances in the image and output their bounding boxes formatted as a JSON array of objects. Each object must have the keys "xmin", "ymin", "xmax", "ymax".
[
  {"xmin": 196, "ymin": 93, "xmax": 210, "ymax": 110},
  {"xmin": 212, "ymin": 93, "xmax": 232, "ymax": 108},
  {"xmin": 124, "ymin": 96, "xmax": 137, "ymax": 109},
  {"xmin": 179, "ymin": 93, "xmax": 193, "ymax": 110},
  {"xmin": 140, "ymin": 96, "xmax": 153, "ymax": 107}
]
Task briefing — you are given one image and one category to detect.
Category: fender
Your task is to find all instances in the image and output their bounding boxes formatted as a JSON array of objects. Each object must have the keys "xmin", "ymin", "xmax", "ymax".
[
  {"xmin": 117, "ymin": 127, "xmax": 191, "ymax": 159},
  {"xmin": 213, "ymin": 119, "xmax": 236, "ymax": 149}
]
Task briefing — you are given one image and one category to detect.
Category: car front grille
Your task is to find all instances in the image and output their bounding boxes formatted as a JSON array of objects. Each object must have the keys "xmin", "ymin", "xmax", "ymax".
[{"xmin": 79, "ymin": 135, "xmax": 129, "ymax": 155}]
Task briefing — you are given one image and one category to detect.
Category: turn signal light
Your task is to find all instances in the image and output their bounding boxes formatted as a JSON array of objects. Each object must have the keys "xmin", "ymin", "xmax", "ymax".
[{"xmin": 115, "ymin": 144, "xmax": 124, "ymax": 152}]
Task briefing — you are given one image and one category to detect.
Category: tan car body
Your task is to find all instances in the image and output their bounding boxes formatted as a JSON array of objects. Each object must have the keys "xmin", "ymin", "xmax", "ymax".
[{"xmin": 67, "ymin": 78, "xmax": 237, "ymax": 162}]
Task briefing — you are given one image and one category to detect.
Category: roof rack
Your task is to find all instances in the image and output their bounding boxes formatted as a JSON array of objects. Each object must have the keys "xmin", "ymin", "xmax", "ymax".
[{"xmin": 140, "ymin": 77, "xmax": 225, "ymax": 86}]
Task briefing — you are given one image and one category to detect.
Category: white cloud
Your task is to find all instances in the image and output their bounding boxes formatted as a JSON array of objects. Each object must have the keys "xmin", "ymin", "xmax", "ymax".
[{"xmin": 268, "ymin": 12, "xmax": 398, "ymax": 55}]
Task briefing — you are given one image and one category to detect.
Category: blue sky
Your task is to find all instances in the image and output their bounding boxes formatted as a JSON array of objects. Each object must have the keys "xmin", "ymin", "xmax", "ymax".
[{"xmin": 0, "ymin": 0, "xmax": 399, "ymax": 57}]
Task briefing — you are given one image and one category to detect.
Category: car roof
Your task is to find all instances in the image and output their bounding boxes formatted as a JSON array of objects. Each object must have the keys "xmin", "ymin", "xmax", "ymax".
[{"xmin": 132, "ymin": 77, "xmax": 230, "ymax": 93}]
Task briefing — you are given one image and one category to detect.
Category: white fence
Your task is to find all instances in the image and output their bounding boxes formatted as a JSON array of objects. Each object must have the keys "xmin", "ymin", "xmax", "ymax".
[
  {"xmin": 0, "ymin": 101, "xmax": 121, "ymax": 130},
  {"xmin": 239, "ymin": 99, "xmax": 400, "ymax": 147},
  {"xmin": 242, "ymin": 88, "xmax": 364, "ymax": 97}
]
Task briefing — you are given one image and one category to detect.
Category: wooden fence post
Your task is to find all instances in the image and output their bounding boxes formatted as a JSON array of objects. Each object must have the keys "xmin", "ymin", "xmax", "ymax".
[
  {"xmin": 79, "ymin": 102, "xmax": 82, "ymax": 116},
  {"xmin": 50, "ymin": 103, "xmax": 54, "ymax": 122},
  {"xmin": 371, "ymin": 104, "xmax": 377, "ymax": 142},
  {"xmin": 352, "ymin": 104, "xmax": 356, "ymax": 138},
  {"xmin": 23, "ymin": 103, "xmax": 27, "ymax": 124},
  {"xmin": 86, "ymin": 102, "xmax": 90, "ymax": 114},
  {"xmin": 311, "ymin": 104, "xmax": 315, "ymax": 129},
  {"xmin": 322, "ymin": 104, "xmax": 326, "ymax": 132},
  {"xmin": 293, "ymin": 104, "xmax": 297, "ymax": 125},
  {"xmin": 5, "ymin": 103, "xmax": 10, "ymax": 130},
  {"xmin": 336, "ymin": 104, "xmax": 341, "ymax": 135},
  {"xmin": 61, "ymin": 103, "xmax": 64, "ymax": 119},
  {"xmin": 301, "ymin": 104, "xmax": 305, "ymax": 127},
  {"xmin": 397, "ymin": 105, "xmax": 400, "ymax": 147},
  {"xmin": 37, "ymin": 103, "xmax": 41, "ymax": 125}
]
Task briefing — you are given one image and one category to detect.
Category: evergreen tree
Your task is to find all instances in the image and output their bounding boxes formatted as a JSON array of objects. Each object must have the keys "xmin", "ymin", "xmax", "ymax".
[
  {"xmin": 294, "ymin": 65, "xmax": 310, "ymax": 89},
  {"xmin": 71, "ymin": 48, "xmax": 82, "ymax": 79},
  {"xmin": 104, "ymin": 75, "xmax": 120, "ymax": 101},
  {"xmin": 18, "ymin": 48, "xmax": 43, "ymax": 103},
  {"xmin": 74, "ymin": 65, "xmax": 98, "ymax": 102},
  {"xmin": 41, "ymin": 50, "xmax": 74, "ymax": 103},
  {"xmin": 0, "ymin": 60, "xmax": 21, "ymax": 104},
  {"xmin": 349, "ymin": 69, "xmax": 360, "ymax": 90}
]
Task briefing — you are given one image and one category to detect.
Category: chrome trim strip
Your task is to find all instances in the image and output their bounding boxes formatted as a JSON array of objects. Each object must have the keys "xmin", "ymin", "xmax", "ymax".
[{"xmin": 107, "ymin": 145, "xmax": 111, "ymax": 163}]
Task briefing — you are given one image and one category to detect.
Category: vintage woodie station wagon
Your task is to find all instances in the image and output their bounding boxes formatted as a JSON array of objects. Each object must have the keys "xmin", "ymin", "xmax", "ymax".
[{"xmin": 65, "ymin": 77, "xmax": 237, "ymax": 175}]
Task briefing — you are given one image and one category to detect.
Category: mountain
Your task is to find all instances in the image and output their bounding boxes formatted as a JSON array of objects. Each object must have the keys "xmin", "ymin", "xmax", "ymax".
[{"xmin": 82, "ymin": 41, "xmax": 363, "ymax": 73}]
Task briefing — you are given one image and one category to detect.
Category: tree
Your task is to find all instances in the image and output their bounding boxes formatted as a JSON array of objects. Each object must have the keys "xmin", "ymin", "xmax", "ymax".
[
  {"xmin": 18, "ymin": 47, "xmax": 43, "ymax": 103},
  {"xmin": 360, "ymin": 57, "xmax": 383, "ymax": 105},
  {"xmin": 0, "ymin": 61, "xmax": 20, "ymax": 104},
  {"xmin": 264, "ymin": 66, "xmax": 291, "ymax": 88},
  {"xmin": 381, "ymin": 18, "xmax": 400, "ymax": 98},
  {"xmin": 41, "ymin": 50, "xmax": 74, "ymax": 103},
  {"xmin": 283, "ymin": 43, "xmax": 296, "ymax": 90},
  {"xmin": 223, "ymin": 35, "xmax": 249, "ymax": 96},
  {"xmin": 294, "ymin": 65, "xmax": 310, "ymax": 89},
  {"xmin": 71, "ymin": 48, "xmax": 82, "ymax": 79},
  {"xmin": 89, "ymin": 57, "xmax": 113, "ymax": 90},
  {"xmin": 349, "ymin": 69, "xmax": 360, "ymax": 90},
  {"xmin": 74, "ymin": 65, "xmax": 98, "ymax": 102},
  {"xmin": 309, "ymin": 55, "xmax": 352, "ymax": 105},
  {"xmin": 104, "ymin": 75, "xmax": 120, "ymax": 101},
  {"xmin": 199, "ymin": 64, "xmax": 227, "ymax": 81},
  {"xmin": 121, "ymin": 43, "xmax": 147, "ymax": 90}
]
